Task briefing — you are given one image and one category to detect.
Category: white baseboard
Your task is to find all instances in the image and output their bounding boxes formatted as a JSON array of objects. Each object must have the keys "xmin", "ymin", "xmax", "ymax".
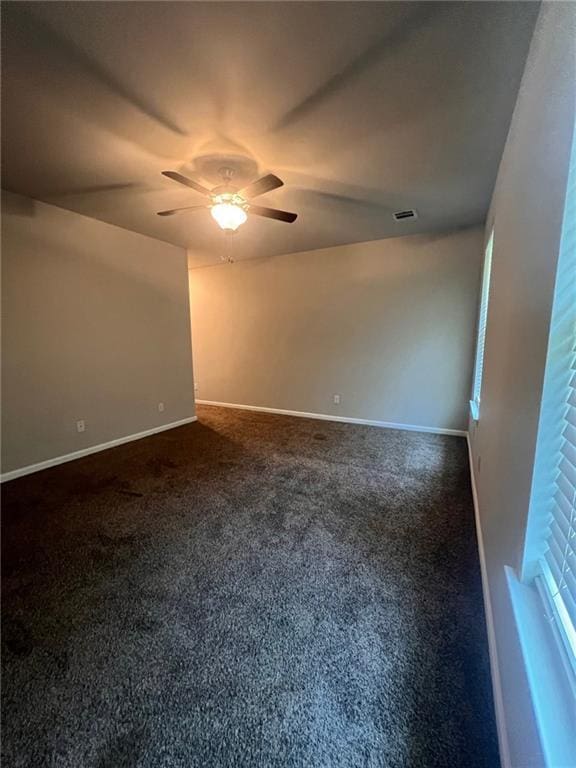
[
  {"xmin": 0, "ymin": 416, "xmax": 198, "ymax": 483},
  {"xmin": 196, "ymin": 400, "xmax": 467, "ymax": 437},
  {"xmin": 466, "ymin": 434, "xmax": 510, "ymax": 768}
]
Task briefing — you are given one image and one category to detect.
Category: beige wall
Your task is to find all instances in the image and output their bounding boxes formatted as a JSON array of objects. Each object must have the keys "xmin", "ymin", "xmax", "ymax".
[
  {"xmin": 189, "ymin": 227, "xmax": 483, "ymax": 432},
  {"xmin": 468, "ymin": 3, "xmax": 575, "ymax": 766},
  {"xmin": 1, "ymin": 192, "xmax": 195, "ymax": 475}
]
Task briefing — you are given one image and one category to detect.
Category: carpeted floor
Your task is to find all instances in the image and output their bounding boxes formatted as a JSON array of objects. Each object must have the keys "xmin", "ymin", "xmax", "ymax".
[{"xmin": 2, "ymin": 405, "xmax": 499, "ymax": 768}]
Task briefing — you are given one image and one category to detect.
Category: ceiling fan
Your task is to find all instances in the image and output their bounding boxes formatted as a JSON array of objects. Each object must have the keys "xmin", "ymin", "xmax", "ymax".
[{"xmin": 157, "ymin": 168, "xmax": 298, "ymax": 232}]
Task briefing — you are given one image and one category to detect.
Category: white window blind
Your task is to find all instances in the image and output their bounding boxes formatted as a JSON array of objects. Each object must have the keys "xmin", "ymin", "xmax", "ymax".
[
  {"xmin": 539, "ymin": 344, "xmax": 576, "ymax": 672},
  {"xmin": 471, "ymin": 230, "xmax": 494, "ymax": 419},
  {"xmin": 535, "ymin": 125, "xmax": 576, "ymax": 677}
]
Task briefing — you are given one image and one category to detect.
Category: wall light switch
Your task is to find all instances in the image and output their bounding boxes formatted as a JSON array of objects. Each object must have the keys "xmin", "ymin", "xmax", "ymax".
[
  {"xmin": 333, "ymin": 394, "xmax": 341, "ymax": 405},
  {"xmin": 158, "ymin": 402, "xmax": 165, "ymax": 413},
  {"xmin": 76, "ymin": 419, "xmax": 85, "ymax": 433}
]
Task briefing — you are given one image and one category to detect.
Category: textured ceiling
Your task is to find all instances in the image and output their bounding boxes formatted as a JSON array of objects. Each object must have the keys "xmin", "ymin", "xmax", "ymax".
[{"xmin": 1, "ymin": 1, "xmax": 539, "ymax": 266}]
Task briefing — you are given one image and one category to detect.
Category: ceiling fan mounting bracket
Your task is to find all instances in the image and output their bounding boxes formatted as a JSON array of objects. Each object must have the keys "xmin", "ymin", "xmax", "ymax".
[
  {"xmin": 193, "ymin": 154, "xmax": 258, "ymax": 188},
  {"xmin": 218, "ymin": 166, "xmax": 235, "ymax": 183}
]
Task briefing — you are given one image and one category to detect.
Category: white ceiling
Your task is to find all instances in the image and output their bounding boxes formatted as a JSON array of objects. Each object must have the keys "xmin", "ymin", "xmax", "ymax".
[{"xmin": 2, "ymin": 1, "xmax": 539, "ymax": 266}]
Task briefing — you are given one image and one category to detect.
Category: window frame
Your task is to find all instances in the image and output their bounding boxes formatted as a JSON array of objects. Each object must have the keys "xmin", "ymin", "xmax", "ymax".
[
  {"xmin": 470, "ymin": 228, "xmax": 495, "ymax": 422},
  {"xmin": 521, "ymin": 121, "xmax": 576, "ymax": 695}
]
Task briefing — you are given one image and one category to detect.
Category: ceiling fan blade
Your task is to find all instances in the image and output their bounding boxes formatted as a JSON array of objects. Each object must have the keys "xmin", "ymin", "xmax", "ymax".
[
  {"xmin": 239, "ymin": 174, "xmax": 284, "ymax": 199},
  {"xmin": 249, "ymin": 204, "xmax": 297, "ymax": 223},
  {"xmin": 161, "ymin": 171, "xmax": 211, "ymax": 196},
  {"xmin": 157, "ymin": 205, "xmax": 206, "ymax": 217}
]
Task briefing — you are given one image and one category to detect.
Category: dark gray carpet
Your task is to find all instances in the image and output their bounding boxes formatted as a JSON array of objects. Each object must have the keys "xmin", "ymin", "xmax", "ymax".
[{"xmin": 2, "ymin": 405, "xmax": 499, "ymax": 768}]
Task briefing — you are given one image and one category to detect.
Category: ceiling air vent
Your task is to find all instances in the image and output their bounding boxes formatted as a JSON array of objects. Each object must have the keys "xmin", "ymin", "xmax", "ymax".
[{"xmin": 393, "ymin": 209, "xmax": 418, "ymax": 222}]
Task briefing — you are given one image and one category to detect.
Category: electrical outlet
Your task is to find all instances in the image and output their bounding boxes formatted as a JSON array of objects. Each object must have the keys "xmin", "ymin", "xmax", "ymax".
[
  {"xmin": 76, "ymin": 419, "xmax": 85, "ymax": 433},
  {"xmin": 158, "ymin": 402, "xmax": 165, "ymax": 413},
  {"xmin": 194, "ymin": 382, "xmax": 199, "ymax": 393},
  {"xmin": 333, "ymin": 394, "xmax": 341, "ymax": 405}
]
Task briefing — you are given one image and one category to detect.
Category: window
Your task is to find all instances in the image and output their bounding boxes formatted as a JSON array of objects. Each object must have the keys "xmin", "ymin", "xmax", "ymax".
[
  {"xmin": 470, "ymin": 230, "xmax": 494, "ymax": 420},
  {"xmin": 523, "ymin": 123, "xmax": 576, "ymax": 684}
]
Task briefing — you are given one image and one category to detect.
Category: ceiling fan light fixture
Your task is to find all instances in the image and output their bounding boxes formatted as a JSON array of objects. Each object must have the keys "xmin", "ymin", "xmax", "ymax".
[
  {"xmin": 158, "ymin": 170, "xmax": 297, "ymax": 227},
  {"xmin": 210, "ymin": 196, "xmax": 248, "ymax": 232}
]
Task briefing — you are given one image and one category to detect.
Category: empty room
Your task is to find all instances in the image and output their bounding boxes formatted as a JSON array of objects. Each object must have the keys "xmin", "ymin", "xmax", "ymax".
[{"xmin": 1, "ymin": 2, "xmax": 575, "ymax": 766}]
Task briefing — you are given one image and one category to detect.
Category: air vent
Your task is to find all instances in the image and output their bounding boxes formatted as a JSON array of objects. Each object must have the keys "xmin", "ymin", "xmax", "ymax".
[{"xmin": 393, "ymin": 209, "xmax": 418, "ymax": 222}]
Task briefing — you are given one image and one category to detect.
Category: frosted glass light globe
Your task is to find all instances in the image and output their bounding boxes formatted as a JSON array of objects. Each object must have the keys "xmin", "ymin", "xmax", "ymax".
[{"xmin": 210, "ymin": 202, "xmax": 247, "ymax": 232}]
